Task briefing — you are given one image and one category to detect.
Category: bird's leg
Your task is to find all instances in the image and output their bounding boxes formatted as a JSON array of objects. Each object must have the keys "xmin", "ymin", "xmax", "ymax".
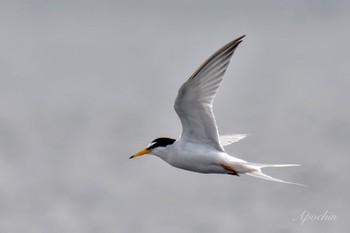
[{"xmin": 221, "ymin": 164, "xmax": 240, "ymax": 176}]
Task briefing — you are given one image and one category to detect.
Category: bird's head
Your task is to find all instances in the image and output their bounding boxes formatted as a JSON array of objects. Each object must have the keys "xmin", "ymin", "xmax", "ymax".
[{"xmin": 130, "ymin": 137, "xmax": 176, "ymax": 159}]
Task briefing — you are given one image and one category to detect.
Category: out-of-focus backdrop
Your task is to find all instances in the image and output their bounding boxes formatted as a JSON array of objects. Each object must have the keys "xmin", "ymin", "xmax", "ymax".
[{"xmin": 0, "ymin": 1, "xmax": 349, "ymax": 232}]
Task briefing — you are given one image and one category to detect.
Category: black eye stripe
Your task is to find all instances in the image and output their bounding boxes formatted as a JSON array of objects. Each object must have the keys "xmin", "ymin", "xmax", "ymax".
[{"xmin": 147, "ymin": 138, "xmax": 176, "ymax": 149}]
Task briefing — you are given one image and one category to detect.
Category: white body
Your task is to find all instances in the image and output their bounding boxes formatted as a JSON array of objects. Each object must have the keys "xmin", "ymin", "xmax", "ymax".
[
  {"xmin": 158, "ymin": 140, "xmax": 248, "ymax": 174},
  {"xmin": 151, "ymin": 139, "xmax": 303, "ymax": 185}
]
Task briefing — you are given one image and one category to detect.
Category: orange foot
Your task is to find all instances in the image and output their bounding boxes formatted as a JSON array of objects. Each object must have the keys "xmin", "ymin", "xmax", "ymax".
[{"xmin": 221, "ymin": 164, "xmax": 240, "ymax": 176}]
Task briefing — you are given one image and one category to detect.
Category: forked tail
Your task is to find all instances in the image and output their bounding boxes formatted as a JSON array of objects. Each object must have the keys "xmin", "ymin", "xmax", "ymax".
[{"xmin": 244, "ymin": 163, "xmax": 306, "ymax": 186}]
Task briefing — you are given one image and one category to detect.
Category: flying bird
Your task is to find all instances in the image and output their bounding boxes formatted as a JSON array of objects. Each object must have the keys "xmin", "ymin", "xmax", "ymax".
[{"xmin": 130, "ymin": 35, "xmax": 303, "ymax": 185}]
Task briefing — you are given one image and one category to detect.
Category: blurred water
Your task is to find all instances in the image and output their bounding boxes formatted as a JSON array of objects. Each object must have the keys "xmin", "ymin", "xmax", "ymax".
[{"xmin": 0, "ymin": 1, "xmax": 349, "ymax": 232}]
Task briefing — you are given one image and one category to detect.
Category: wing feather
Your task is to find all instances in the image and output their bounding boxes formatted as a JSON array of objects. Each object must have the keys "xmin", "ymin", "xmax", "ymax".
[
  {"xmin": 219, "ymin": 134, "xmax": 248, "ymax": 146},
  {"xmin": 174, "ymin": 36, "xmax": 245, "ymax": 151}
]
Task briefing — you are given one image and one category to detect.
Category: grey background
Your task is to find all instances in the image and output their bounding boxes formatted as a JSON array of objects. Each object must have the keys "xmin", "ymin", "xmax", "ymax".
[{"xmin": 0, "ymin": 0, "xmax": 349, "ymax": 232}]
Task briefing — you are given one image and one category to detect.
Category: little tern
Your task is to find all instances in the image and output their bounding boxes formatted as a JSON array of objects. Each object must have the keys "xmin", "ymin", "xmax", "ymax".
[{"xmin": 130, "ymin": 35, "xmax": 303, "ymax": 185}]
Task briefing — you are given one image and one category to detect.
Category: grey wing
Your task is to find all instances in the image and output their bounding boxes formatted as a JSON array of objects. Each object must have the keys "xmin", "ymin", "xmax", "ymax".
[{"xmin": 174, "ymin": 36, "xmax": 245, "ymax": 151}]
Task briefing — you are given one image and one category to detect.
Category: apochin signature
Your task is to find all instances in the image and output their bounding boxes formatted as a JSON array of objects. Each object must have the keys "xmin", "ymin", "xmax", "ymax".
[{"xmin": 293, "ymin": 210, "xmax": 337, "ymax": 225}]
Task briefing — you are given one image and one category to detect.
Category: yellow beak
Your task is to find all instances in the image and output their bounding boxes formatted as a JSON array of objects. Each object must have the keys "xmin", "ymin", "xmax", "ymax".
[{"xmin": 129, "ymin": 148, "xmax": 151, "ymax": 159}]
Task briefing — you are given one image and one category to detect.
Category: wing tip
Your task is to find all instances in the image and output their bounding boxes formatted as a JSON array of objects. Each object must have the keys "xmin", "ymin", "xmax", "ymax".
[
  {"xmin": 231, "ymin": 35, "xmax": 246, "ymax": 46},
  {"xmin": 219, "ymin": 35, "xmax": 245, "ymax": 56},
  {"xmin": 236, "ymin": 34, "xmax": 246, "ymax": 41}
]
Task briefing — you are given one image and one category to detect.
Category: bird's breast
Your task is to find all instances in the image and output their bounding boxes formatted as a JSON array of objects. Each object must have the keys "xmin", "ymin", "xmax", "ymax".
[{"xmin": 164, "ymin": 143, "xmax": 226, "ymax": 173}]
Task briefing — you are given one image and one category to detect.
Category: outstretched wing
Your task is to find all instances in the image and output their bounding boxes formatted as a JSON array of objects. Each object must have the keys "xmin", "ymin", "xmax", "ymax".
[
  {"xmin": 174, "ymin": 36, "xmax": 245, "ymax": 151},
  {"xmin": 219, "ymin": 134, "xmax": 248, "ymax": 147}
]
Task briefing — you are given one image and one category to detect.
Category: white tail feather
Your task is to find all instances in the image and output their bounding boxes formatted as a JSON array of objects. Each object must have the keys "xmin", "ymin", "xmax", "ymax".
[
  {"xmin": 251, "ymin": 163, "xmax": 301, "ymax": 168},
  {"xmin": 244, "ymin": 163, "xmax": 306, "ymax": 186}
]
